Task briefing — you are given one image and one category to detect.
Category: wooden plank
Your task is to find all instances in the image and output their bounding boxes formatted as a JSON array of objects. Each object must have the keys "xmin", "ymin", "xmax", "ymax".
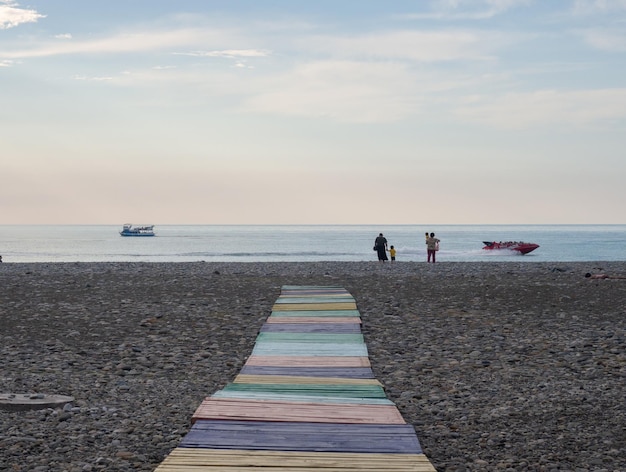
[
  {"xmin": 191, "ymin": 398, "xmax": 405, "ymax": 424},
  {"xmin": 233, "ymin": 374, "xmax": 381, "ymax": 386},
  {"xmin": 281, "ymin": 292, "xmax": 351, "ymax": 296},
  {"xmin": 281, "ymin": 288, "xmax": 349, "ymax": 293},
  {"xmin": 220, "ymin": 383, "xmax": 386, "ymax": 398},
  {"xmin": 155, "ymin": 448, "xmax": 437, "ymax": 471},
  {"xmin": 180, "ymin": 420, "xmax": 423, "ymax": 454},
  {"xmin": 270, "ymin": 310, "xmax": 360, "ymax": 317},
  {"xmin": 209, "ymin": 391, "xmax": 394, "ymax": 404},
  {"xmin": 251, "ymin": 342, "xmax": 368, "ymax": 357},
  {"xmin": 281, "ymin": 285, "xmax": 347, "ymax": 291},
  {"xmin": 265, "ymin": 317, "xmax": 361, "ymax": 324},
  {"xmin": 260, "ymin": 323, "xmax": 362, "ymax": 333},
  {"xmin": 244, "ymin": 355, "xmax": 371, "ymax": 367},
  {"xmin": 255, "ymin": 332, "xmax": 364, "ymax": 344},
  {"xmin": 272, "ymin": 303, "xmax": 357, "ymax": 311},
  {"xmin": 274, "ymin": 297, "xmax": 355, "ymax": 304},
  {"xmin": 239, "ymin": 366, "xmax": 375, "ymax": 378},
  {"xmin": 277, "ymin": 292, "xmax": 354, "ymax": 300}
]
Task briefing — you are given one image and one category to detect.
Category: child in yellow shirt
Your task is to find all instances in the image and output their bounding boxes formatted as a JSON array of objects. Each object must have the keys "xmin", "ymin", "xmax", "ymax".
[{"xmin": 388, "ymin": 245, "xmax": 396, "ymax": 262}]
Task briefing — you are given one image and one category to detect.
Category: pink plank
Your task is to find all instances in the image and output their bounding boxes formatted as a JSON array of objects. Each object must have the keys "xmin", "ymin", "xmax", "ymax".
[
  {"xmin": 265, "ymin": 317, "xmax": 361, "ymax": 324},
  {"xmin": 191, "ymin": 398, "xmax": 406, "ymax": 424}
]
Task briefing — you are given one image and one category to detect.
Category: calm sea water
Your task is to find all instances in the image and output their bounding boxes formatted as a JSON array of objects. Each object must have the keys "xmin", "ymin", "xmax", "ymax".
[{"xmin": 1, "ymin": 225, "xmax": 625, "ymax": 263}]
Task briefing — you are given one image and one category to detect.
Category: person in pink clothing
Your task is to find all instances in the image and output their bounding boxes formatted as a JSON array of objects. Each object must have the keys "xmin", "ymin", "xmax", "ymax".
[{"xmin": 426, "ymin": 232, "xmax": 440, "ymax": 263}]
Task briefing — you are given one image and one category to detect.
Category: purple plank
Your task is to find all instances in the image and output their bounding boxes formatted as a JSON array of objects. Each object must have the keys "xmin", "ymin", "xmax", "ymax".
[
  {"xmin": 239, "ymin": 365, "xmax": 375, "ymax": 379},
  {"xmin": 281, "ymin": 289, "xmax": 350, "ymax": 296},
  {"xmin": 180, "ymin": 420, "xmax": 422, "ymax": 454},
  {"xmin": 260, "ymin": 323, "xmax": 362, "ymax": 334}
]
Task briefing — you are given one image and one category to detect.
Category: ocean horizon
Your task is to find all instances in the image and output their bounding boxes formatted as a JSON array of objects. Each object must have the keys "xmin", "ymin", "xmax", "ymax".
[{"xmin": 1, "ymin": 224, "xmax": 625, "ymax": 263}]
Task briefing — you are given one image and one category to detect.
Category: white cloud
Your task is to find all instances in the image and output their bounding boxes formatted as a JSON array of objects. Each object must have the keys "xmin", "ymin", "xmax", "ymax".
[
  {"xmin": 0, "ymin": 27, "xmax": 232, "ymax": 59},
  {"xmin": 398, "ymin": 0, "xmax": 531, "ymax": 20},
  {"xmin": 174, "ymin": 49, "xmax": 271, "ymax": 58},
  {"xmin": 54, "ymin": 33, "xmax": 72, "ymax": 39},
  {"xmin": 0, "ymin": 59, "xmax": 14, "ymax": 67},
  {"xmin": 573, "ymin": 0, "xmax": 626, "ymax": 14},
  {"xmin": 72, "ymin": 75, "xmax": 114, "ymax": 82},
  {"xmin": 241, "ymin": 60, "xmax": 421, "ymax": 123},
  {"xmin": 0, "ymin": 1, "xmax": 45, "ymax": 29},
  {"xmin": 0, "ymin": 15, "xmax": 511, "ymax": 70},
  {"xmin": 299, "ymin": 29, "xmax": 510, "ymax": 62},
  {"xmin": 454, "ymin": 88, "xmax": 626, "ymax": 128},
  {"xmin": 580, "ymin": 28, "xmax": 626, "ymax": 51}
]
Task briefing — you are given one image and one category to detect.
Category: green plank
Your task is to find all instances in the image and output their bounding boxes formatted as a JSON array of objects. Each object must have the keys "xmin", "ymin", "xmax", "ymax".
[
  {"xmin": 281, "ymin": 285, "xmax": 346, "ymax": 290},
  {"xmin": 210, "ymin": 391, "xmax": 394, "ymax": 404},
  {"xmin": 221, "ymin": 383, "xmax": 387, "ymax": 398},
  {"xmin": 270, "ymin": 310, "xmax": 361, "ymax": 317},
  {"xmin": 275, "ymin": 297, "xmax": 355, "ymax": 304}
]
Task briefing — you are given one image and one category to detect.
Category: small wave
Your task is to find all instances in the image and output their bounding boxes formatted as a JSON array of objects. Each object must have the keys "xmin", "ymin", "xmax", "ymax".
[{"xmin": 220, "ymin": 251, "xmax": 359, "ymax": 257}]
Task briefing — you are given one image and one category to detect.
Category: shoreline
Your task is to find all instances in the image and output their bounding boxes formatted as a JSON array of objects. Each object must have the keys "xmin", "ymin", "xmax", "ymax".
[
  {"xmin": 2, "ymin": 259, "xmax": 625, "ymax": 271},
  {"xmin": 1, "ymin": 262, "xmax": 625, "ymax": 471}
]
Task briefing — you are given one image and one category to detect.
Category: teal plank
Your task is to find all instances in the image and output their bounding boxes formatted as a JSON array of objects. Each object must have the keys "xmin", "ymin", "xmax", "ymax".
[
  {"xmin": 209, "ymin": 391, "xmax": 394, "ymax": 404},
  {"xmin": 221, "ymin": 383, "xmax": 387, "ymax": 398},
  {"xmin": 240, "ymin": 365, "xmax": 374, "ymax": 378}
]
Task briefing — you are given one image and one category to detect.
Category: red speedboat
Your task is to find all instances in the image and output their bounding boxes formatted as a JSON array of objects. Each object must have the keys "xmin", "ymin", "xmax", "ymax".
[{"xmin": 482, "ymin": 241, "xmax": 539, "ymax": 255}]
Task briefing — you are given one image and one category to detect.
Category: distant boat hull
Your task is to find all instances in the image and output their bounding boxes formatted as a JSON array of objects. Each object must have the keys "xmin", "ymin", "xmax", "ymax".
[
  {"xmin": 120, "ymin": 224, "xmax": 155, "ymax": 237},
  {"xmin": 482, "ymin": 241, "xmax": 539, "ymax": 255}
]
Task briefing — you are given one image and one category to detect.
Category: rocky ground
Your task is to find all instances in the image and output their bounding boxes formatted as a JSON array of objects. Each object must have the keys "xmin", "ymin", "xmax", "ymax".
[{"xmin": 1, "ymin": 261, "xmax": 625, "ymax": 472}]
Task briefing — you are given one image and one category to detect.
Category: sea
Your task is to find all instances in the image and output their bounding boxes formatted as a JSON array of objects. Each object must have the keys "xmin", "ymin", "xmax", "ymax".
[{"xmin": 1, "ymin": 225, "xmax": 625, "ymax": 263}]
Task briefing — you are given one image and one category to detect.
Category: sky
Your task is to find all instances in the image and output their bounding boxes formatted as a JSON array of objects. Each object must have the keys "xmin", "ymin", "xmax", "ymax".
[{"xmin": 1, "ymin": 0, "xmax": 625, "ymax": 225}]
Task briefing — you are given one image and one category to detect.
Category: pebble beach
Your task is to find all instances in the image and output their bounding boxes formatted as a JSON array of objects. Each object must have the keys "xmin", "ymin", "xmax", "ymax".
[{"xmin": 1, "ymin": 261, "xmax": 625, "ymax": 472}]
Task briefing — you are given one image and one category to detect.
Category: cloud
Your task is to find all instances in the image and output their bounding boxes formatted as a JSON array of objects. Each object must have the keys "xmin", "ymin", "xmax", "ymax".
[
  {"xmin": 572, "ymin": 0, "xmax": 626, "ymax": 14},
  {"xmin": 398, "ymin": 0, "xmax": 531, "ymax": 20},
  {"xmin": 299, "ymin": 29, "xmax": 511, "ymax": 62},
  {"xmin": 240, "ymin": 60, "xmax": 421, "ymax": 123},
  {"xmin": 0, "ymin": 27, "xmax": 231, "ymax": 59},
  {"xmin": 54, "ymin": 33, "xmax": 72, "ymax": 39},
  {"xmin": 174, "ymin": 49, "xmax": 271, "ymax": 58},
  {"xmin": 0, "ymin": 1, "xmax": 45, "ymax": 29},
  {"xmin": 580, "ymin": 28, "xmax": 626, "ymax": 51},
  {"xmin": 72, "ymin": 75, "xmax": 114, "ymax": 82},
  {"xmin": 454, "ymin": 88, "xmax": 626, "ymax": 128},
  {"xmin": 0, "ymin": 59, "xmax": 14, "ymax": 67}
]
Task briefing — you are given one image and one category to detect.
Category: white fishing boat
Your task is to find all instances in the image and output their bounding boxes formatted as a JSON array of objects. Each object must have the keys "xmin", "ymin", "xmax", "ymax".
[{"xmin": 119, "ymin": 224, "xmax": 155, "ymax": 237}]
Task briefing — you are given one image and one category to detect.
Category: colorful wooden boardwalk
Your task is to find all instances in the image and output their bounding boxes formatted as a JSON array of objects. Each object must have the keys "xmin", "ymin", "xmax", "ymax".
[{"xmin": 155, "ymin": 285, "xmax": 436, "ymax": 471}]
